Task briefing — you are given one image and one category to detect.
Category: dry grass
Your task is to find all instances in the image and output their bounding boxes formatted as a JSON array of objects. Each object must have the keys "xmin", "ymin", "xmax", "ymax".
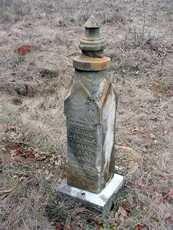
[{"xmin": 0, "ymin": 0, "xmax": 173, "ymax": 229}]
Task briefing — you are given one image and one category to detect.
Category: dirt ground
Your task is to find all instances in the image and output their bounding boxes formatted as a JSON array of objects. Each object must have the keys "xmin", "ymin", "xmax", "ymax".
[{"xmin": 0, "ymin": 0, "xmax": 173, "ymax": 229}]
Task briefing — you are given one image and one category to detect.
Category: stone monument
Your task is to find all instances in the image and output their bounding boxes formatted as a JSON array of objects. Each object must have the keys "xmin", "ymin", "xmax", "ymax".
[{"xmin": 57, "ymin": 16, "xmax": 124, "ymax": 212}]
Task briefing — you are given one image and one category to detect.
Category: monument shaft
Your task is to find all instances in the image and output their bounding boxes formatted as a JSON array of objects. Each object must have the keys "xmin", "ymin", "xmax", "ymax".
[
  {"xmin": 58, "ymin": 16, "xmax": 124, "ymax": 212},
  {"xmin": 64, "ymin": 16, "xmax": 116, "ymax": 193}
]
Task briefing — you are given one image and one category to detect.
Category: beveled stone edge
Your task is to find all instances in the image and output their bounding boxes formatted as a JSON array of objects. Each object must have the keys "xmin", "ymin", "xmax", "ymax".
[
  {"xmin": 73, "ymin": 55, "xmax": 111, "ymax": 72},
  {"xmin": 56, "ymin": 173, "xmax": 124, "ymax": 212}
]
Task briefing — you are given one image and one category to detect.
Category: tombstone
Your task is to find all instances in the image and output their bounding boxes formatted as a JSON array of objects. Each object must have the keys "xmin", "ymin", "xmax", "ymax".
[{"xmin": 57, "ymin": 16, "xmax": 124, "ymax": 212}]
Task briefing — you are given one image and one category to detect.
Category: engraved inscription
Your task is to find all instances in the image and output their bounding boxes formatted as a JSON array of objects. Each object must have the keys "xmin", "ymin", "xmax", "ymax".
[
  {"xmin": 68, "ymin": 123, "xmax": 97, "ymax": 167},
  {"xmin": 68, "ymin": 161, "xmax": 98, "ymax": 182}
]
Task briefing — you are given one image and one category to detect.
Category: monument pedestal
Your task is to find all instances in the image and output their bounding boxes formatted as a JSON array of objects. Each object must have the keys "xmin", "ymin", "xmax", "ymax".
[{"xmin": 57, "ymin": 173, "xmax": 124, "ymax": 212}]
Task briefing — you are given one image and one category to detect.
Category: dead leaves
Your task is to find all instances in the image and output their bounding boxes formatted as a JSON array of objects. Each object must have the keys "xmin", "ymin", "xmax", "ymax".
[
  {"xmin": 15, "ymin": 45, "xmax": 32, "ymax": 56},
  {"xmin": 115, "ymin": 144, "xmax": 142, "ymax": 175},
  {"xmin": 165, "ymin": 188, "xmax": 173, "ymax": 200},
  {"xmin": 158, "ymin": 188, "xmax": 173, "ymax": 204},
  {"xmin": 11, "ymin": 144, "xmax": 35, "ymax": 159},
  {"xmin": 5, "ymin": 142, "xmax": 49, "ymax": 162},
  {"xmin": 150, "ymin": 80, "xmax": 173, "ymax": 97},
  {"xmin": 164, "ymin": 214, "xmax": 173, "ymax": 225},
  {"xmin": 135, "ymin": 224, "xmax": 144, "ymax": 230}
]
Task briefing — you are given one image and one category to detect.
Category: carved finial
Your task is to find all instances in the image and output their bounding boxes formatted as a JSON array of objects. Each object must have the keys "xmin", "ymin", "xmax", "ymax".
[
  {"xmin": 73, "ymin": 16, "xmax": 110, "ymax": 71},
  {"xmin": 79, "ymin": 16, "xmax": 105, "ymax": 53},
  {"xmin": 84, "ymin": 15, "xmax": 99, "ymax": 29}
]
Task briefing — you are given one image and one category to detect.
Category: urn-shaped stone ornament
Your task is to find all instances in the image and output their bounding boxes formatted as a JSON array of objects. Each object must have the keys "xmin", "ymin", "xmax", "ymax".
[{"xmin": 57, "ymin": 16, "xmax": 124, "ymax": 212}]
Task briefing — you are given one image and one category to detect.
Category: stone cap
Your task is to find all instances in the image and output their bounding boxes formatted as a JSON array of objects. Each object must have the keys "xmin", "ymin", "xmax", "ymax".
[
  {"xmin": 84, "ymin": 15, "xmax": 100, "ymax": 29},
  {"xmin": 73, "ymin": 55, "xmax": 110, "ymax": 72},
  {"xmin": 73, "ymin": 16, "xmax": 110, "ymax": 72},
  {"xmin": 79, "ymin": 16, "xmax": 105, "ymax": 52}
]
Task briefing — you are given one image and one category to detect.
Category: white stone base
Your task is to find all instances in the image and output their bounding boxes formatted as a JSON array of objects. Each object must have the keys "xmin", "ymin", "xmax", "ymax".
[{"xmin": 56, "ymin": 174, "xmax": 124, "ymax": 212}]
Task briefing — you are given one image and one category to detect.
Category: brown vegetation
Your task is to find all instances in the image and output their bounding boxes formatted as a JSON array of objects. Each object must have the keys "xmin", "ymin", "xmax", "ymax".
[{"xmin": 0, "ymin": 0, "xmax": 173, "ymax": 229}]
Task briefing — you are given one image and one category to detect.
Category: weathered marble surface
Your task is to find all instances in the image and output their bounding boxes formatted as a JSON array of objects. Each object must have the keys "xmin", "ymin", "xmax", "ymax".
[{"xmin": 64, "ymin": 71, "xmax": 118, "ymax": 193}]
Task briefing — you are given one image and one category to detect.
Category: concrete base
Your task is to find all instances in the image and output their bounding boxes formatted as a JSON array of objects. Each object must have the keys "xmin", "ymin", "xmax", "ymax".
[{"xmin": 56, "ymin": 174, "xmax": 124, "ymax": 213}]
